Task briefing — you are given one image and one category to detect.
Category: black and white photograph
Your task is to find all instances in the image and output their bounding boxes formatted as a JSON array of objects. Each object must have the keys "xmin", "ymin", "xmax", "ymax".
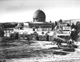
[{"xmin": 0, "ymin": 0, "xmax": 80, "ymax": 62}]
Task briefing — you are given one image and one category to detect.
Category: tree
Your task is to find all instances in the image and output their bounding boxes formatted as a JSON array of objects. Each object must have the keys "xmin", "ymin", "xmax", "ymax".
[
  {"xmin": 54, "ymin": 21, "xmax": 57, "ymax": 26},
  {"xmin": 59, "ymin": 19, "xmax": 62, "ymax": 24},
  {"xmin": 71, "ymin": 23, "xmax": 75, "ymax": 29}
]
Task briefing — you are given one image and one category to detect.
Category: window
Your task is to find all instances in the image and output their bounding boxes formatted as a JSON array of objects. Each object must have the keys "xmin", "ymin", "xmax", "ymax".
[
  {"xmin": 33, "ymin": 28, "xmax": 35, "ymax": 31},
  {"xmin": 48, "ymin": 28, "xmax": 51, "ymax": 31}
]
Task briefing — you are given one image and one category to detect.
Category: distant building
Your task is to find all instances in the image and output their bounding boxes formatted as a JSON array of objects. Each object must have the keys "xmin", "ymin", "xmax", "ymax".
[
  {"xmin": 27, "ymin": 9, "xmax": 54, "ymax": 32},
  {"xmin": 2, "ymin": 23, "xmax": 17, "ymax": 37}
]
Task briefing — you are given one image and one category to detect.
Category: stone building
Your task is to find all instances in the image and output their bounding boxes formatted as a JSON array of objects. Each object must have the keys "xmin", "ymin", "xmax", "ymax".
[{"xmin": 27, "ymin": 9, "xmax": 54, "ymax": 32}]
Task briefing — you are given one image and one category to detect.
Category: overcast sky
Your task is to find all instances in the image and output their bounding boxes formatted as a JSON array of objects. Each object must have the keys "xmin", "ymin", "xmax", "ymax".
[{"xmin": 0, "ymin": 0, "xmax": 80, "ymax": 22}]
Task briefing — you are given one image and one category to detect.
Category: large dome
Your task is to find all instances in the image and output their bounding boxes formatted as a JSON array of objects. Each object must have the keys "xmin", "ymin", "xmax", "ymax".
[{"xmin": 33, "ymin": 9, "xmax": 46, "ymax": 22}]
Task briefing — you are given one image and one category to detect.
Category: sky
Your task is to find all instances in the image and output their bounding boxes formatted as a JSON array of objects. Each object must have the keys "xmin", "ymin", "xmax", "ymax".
[{"xmin": 0, "ymin": 0, "xmax": 80, "ymax": 22}]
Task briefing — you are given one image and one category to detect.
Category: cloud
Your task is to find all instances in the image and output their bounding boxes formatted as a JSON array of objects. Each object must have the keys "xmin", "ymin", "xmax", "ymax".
[
  {"xmin": 0, "ymin": 0, "xmax": 80, "ymax": 12},
  {"xmin": 0, "ymin": 0, "xmax": 80, "ymax": 22}
]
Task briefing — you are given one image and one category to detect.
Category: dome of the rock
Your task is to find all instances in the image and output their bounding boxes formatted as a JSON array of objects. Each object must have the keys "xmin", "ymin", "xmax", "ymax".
[{"xmin": 33, "ymin": 9, "xmax": 46, "ymax": 22}]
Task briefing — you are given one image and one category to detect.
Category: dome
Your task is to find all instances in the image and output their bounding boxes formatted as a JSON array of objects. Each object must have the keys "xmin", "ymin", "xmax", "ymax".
[{"xmin": 33, "ymin": 9, "xmax": 46, "ymax": 22}]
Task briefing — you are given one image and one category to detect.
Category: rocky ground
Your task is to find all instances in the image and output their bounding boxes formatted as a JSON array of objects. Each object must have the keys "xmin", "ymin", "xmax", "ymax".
[{"xmin": 0, "ymin": 40, "xmax": 79, "ymax": 62}]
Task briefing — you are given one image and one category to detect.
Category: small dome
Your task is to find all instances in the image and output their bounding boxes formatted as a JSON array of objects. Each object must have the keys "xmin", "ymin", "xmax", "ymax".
[{"xmin": 33, "ymin": 9, "xmax": 46, "ymax": 22}]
